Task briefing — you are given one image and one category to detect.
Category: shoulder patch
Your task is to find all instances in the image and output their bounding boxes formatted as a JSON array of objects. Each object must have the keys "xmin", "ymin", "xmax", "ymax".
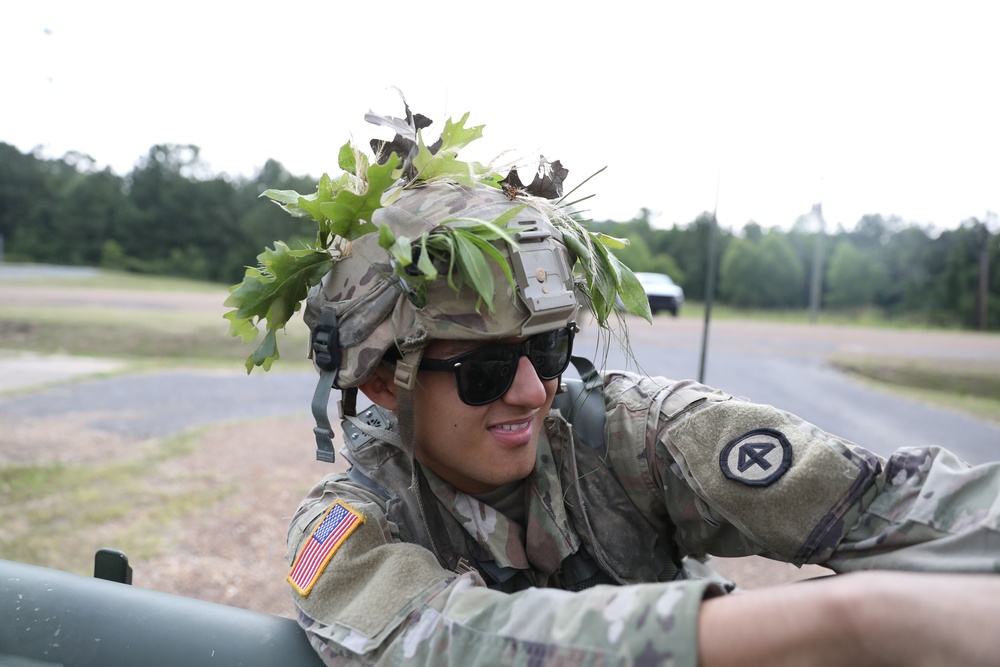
[
  {"xmin": 719, "ymin": 427, "xmax": 792, "ymax": 487},
  {"xmin": 288, "ymin": 500, "xmax": 365, "ymax": 596}
]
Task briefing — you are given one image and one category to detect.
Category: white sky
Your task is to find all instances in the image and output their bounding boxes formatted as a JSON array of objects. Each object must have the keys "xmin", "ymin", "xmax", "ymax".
[{"xmin": 2, "ymin": 1, "xmax": 998, "ymax": 232}]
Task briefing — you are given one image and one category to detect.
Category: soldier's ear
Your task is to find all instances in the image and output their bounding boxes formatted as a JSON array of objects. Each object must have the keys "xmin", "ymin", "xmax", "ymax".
[{"xmin": 358, "ymin": 364, "xmax": 399, "ymax": 412}]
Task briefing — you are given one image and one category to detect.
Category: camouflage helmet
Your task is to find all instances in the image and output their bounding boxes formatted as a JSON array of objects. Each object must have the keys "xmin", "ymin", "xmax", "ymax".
[
  {"xmin": 225, "ymin": 94, "xmax": 652, "ymax": 461},
  {"xmin": 302, "ymin": 182, "xmax": 578, "ymax": 389},
  {"xmin": 225, "ymin": 91, "xmax": 651, "ymax": 385}
]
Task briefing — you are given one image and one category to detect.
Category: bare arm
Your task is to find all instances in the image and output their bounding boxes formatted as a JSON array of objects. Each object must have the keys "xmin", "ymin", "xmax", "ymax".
[{"xmin": 698, "ymin": 571, "xmax": 1000, "ymax": 667}]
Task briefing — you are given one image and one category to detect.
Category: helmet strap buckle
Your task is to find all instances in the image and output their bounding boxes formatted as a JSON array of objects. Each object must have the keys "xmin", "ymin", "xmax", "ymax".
[
  {"xmin": 312, "ymin": 322, "xmax": 342, "ymax": 372},
  {"xmin": 393, "ymin": 350, "xmax": 422, "ymax": 391}
]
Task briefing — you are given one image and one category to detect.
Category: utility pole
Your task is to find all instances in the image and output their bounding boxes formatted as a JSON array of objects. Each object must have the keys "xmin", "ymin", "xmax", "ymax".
[
  {"xmin": 979, "ymin": 221, "xmax": 991, "ymax": 331},
  {"xmin": 698, "ymin": 174, "xmax": 721, "ymax": 384},
  {"xmin": 807, "ymin": 203, "xmax": 825, "ymax": 324}
]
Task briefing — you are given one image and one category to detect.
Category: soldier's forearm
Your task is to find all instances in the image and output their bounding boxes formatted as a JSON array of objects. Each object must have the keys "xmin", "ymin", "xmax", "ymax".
[{"xmin": 697, "ymin": 571, "xmax": 1000, "ymax": 667}]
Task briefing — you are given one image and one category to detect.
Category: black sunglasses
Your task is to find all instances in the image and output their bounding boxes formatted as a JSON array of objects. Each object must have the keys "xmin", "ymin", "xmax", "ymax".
[{"xmin": 418, "ymin": 325, "xmax": 576, "ymax": 405}]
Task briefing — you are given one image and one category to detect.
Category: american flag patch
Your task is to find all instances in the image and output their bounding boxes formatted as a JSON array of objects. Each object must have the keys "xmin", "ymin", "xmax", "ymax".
[{"xmin": 288, "ymin": 500, "xmax": 364, "ymax": 596}]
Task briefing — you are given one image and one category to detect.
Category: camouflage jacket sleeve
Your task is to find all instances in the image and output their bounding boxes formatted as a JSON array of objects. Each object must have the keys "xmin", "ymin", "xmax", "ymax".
[
  {"xmin": 602, "ymin": 372, "xmax": 1000, "ymax": 571},
  {"xmin": 287, "ymin": 473, "xmax": 724, "ymax": 667}
]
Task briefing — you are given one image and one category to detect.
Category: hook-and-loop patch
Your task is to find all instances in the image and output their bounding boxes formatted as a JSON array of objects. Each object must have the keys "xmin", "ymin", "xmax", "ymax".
[
  {"xmin": 719, "ymin": 427, "xmax": 792, "ymax": 487},
  {"xmin": 288, "ymin": 500, "xmax": 365, "ymax": 596}
]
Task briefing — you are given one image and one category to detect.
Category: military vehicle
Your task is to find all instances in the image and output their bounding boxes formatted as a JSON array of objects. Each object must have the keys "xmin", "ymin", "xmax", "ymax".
[{"xmin": 0, "ymin": 549, "xmax": 324, "ymax": 666}]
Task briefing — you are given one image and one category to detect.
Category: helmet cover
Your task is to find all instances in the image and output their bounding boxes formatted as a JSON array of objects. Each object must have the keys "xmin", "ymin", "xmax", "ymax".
[
  {"xmin": 303, "ymin": 182, "xmax": 578, "ymax": 388},
  {"xmin": 224, "ymin": 91, "xmax": 652, "ymax": 376}
]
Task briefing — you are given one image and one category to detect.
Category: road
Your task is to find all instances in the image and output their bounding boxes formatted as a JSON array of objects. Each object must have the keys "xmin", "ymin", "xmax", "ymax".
[
  {"xmin": 575, "ymin": 315, "xmax": 1000, "ymax": 465},
  {"xmin": 1, "ymin": 315, "xmax": 998, "ymax": 465}
]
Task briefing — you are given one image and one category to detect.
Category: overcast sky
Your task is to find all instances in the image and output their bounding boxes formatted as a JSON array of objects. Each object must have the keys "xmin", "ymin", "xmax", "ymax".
[{"xmin": 3, "ymin": 1, "xmax": 997, "ymax": 233}]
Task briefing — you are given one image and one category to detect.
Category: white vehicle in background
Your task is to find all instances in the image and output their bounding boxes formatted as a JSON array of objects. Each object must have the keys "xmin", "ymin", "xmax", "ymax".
[{"xmin": 634, "ymin": 272, "xmax": 684, "ymax": 316}]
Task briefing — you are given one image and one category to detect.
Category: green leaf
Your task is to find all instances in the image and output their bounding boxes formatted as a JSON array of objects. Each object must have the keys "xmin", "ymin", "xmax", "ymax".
[
  {"xmin": 615, "ymin": 257, "xmax": 652, "ymax": 323},
  {"xmin": 411, "ymin": 113, "xmax": 490, "ymax": 186},
  {"xmin": 260, "ymin": 188, "xmax": 306, "ymax": 207},
  {"xmin": 289, "ymin": 173, "xmax": 336, "ymax": 225},
  {"xmin": 318, "ymin": 155, "xmax": 401, "ymax": 240},
  {"xmin": 435, "ymin": 233, "xmax": 460, "ymax": 291},
  {"xmin": 560, "ymin": 229, "xmax": 592, "ymax": 267},
  {"xmin": 437, "ymin": 112, "xmax": 485, "ymax": 153},
  {"xmin": 223, "ymin": 242, "xmax": 334, "ymax": 371},
  {"xmin": 249, "ymin": 330, "xmax": 279, "ymax": 372},
  {"xmin": 452, "ymin": 230, "xmax": 495, "ymax": 310},
  {"xmin": 413, "ymin": 139, "xmax": 475, "ymax": 187},
  {"xmin": 416, "ymin": 235, "xmax": 437, "ymax": 278},
  {"xmin": 337, "ymin": 142, "xmax": 357, "ymax": 175},
  {"xmin": 387, "ymin": 234, "xmax": 414, "ymax": 268},
  {"xmin": 480, "ymin": 173, "xmax": 505, "ymax": 189},
  {"xmin": 583, "ymin": 237, "xmax": 620, "ymax": 324},
  {"xmin": 378, "ymin": 222, "xmax": 396, "ymax": 249},
  {"xmin": 463, "ymin": 232, "xmax": 517, "ymax": 295},
  {"xmin": 594, "ymin": 232, "xmax": 630, "ymax": 250},
  {"xmin": 552, "ymin": 224, "xmax": 649, "ymax": 323}
]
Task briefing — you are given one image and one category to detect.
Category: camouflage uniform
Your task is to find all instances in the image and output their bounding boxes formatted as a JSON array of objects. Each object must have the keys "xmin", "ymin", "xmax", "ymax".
[
  {"xmin": 257, "ymin": 165, "xmax": 1000, "ymax": 666},
  {"xmin": 287, "ymin": 368, "xmax": 1000, "ymax": 666}
]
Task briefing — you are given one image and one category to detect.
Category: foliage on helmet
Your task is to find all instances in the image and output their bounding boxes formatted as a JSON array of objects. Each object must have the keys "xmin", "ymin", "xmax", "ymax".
[{"xmin": 224, "ymin": 92, "xmax": 651, "ymax": 372}]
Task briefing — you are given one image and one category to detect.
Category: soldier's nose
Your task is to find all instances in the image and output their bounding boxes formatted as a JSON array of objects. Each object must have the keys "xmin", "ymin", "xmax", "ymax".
[{"xmin": 501, "ymin": 355, "xmax": 548, "ymax": 407}]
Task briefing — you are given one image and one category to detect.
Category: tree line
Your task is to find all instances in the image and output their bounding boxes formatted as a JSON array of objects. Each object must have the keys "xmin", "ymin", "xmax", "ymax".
[
  {"xmin": 1, "ymin": 142, "xmax": 997, "ymax": 330},
  {"xmin": 594, "ymin": 206, "xmax": 998, "ymax": 330},
  {"xmin": 0, "ymin": 142, "xmax": 316, "ymax": 284}
]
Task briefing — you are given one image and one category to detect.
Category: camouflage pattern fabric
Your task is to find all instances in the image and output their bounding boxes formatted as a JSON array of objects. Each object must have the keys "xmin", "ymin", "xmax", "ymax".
[
  {"xmin": 287, "ymin": 371, "xmax": 1000, "ymax": 666},
  {"xmin": 302, "ymin": 183, "xmax": 577, "ymax": 389}
]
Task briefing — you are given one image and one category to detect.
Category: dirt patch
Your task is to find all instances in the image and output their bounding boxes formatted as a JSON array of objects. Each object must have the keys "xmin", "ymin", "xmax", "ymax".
[{"xmin": 126, "ymin": 416, "xmax": 341, "ymax": 617}]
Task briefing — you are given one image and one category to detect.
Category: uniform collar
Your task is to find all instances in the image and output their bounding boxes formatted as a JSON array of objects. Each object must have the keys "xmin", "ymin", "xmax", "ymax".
[{"xmin": 422, "ymin": 431, "xmax": 581, "ymax": 575}]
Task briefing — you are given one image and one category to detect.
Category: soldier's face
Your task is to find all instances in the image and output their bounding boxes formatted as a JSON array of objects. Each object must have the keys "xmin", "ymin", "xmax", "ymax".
[{"xmin": 412, "ymin": 337, "xmax": 558, "ymax": 495}]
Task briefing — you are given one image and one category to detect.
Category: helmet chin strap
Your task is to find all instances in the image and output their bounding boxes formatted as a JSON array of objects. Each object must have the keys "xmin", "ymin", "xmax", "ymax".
[
  {"xmin": 310, "ymin": 368, "xmax": 339, "ymax": 463},
  {"xmin": 311, "ymin": 345, "xmax": 424, "ymax": 464},
  {"xmin": 312, "ymin": 341, "xmax": 439, "ymax": 562},
  {"xmin": 392, "ymin": 348, "xmax": 423, "ymax": 457},
  {"xmin": 391, "ymin": 346, "xmax": 445, "ymax": 558},
  {"xmin": 309, "ymin": 306, "xmax": 343, "ymax": 462}
]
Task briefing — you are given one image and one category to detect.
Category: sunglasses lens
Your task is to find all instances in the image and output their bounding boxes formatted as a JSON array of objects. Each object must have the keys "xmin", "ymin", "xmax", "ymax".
[
  {"xmin": 454, "ymin": 327, "xmax": 573, "ymax": 404},
  {"xmin": 529, "ymin": 328, "xmax": 572, "ymax": 379},
  {"xmin": 457, "ymin": 347, "xmax": 518, "ymax": 405}
]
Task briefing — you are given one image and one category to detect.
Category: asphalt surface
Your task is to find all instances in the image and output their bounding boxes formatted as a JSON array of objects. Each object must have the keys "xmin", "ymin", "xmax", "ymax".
[
  {"xmin": 580, "ymin": 316, "xmax": 1000, "ymax": 465},
  {"xmin": 0, "ymin": 369, "xmax": 317, "ymax": 440}
]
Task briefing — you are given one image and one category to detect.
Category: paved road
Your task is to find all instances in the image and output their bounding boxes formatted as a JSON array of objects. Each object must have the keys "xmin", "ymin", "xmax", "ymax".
[
  {"xmin": 0, "ymin": 368, "xmax": 316, "ymax": 440},
  {"xmin": 1, "ymin": 316, "xmax": 998, "ymax": 464},
  {"xmin": 576, "ymin": 316, "xmax": 1000, "ymax": 465}
]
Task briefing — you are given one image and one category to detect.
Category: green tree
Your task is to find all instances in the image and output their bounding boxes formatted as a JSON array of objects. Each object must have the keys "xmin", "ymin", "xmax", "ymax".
[
  {"xmin": 662, "ymin": 213, "xmax": 731, "ymax": 303},
  {"xmin": 932, "ymin": 218, "xmax": 999, "ymax": 329},
  {"xmin": 589, "ymin": 209, "xmax": 685, "ymax": 285},
  {"xmin": 99, "ymin": 239, "xmax": 127, "ymax": 270},
  {"xmin": 874, "ymin": 223, "xmax": 934, "ymax": 316},
  {"xmin": 825, "ymin": 240, "xmax": 890, "ymax": 308},
  {"xmin": 231, "ymin": 159, "xmax": 317, "ymax": 263},
  {"xmin": 123, "ymin": 144, "xmax": 244, "ymax": 281},
  {"xmin": 0, "ymin": 146, "xmax": 130, "ymax": 265},
  {"xmin": 719, "ymin": 231, "xmax": 804, "ymax": 308}
]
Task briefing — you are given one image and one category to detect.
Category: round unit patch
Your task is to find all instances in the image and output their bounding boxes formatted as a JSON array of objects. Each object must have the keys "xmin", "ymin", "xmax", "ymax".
[{"xmin": 719, "ymin": 427, "xmax": 792, "ymax": 487}]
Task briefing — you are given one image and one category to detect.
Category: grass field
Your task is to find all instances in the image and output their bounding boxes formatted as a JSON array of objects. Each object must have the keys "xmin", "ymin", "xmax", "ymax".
[{"xmin": 0, "ymin": 267, "xmax": 313, "ymax": 371}]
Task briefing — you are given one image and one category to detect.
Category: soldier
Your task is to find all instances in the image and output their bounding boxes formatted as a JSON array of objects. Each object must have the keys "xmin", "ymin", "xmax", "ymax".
[{"xmin": 227, "ymin": 95, "xmax": 1000, "ymax": 666}]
